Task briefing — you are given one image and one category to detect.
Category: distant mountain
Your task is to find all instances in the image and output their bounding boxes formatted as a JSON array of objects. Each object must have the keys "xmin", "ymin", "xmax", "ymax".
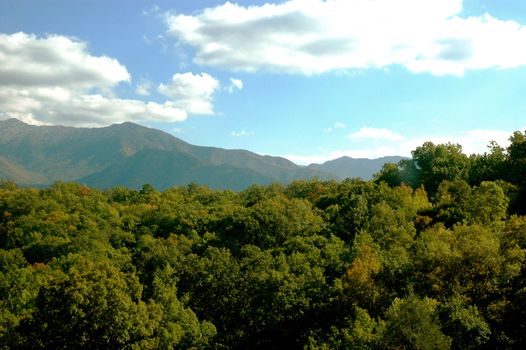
[
  {"xmin": 0, "ymin": 119, "xmax": 330, "ymax": 190},
  {"xmin": 307, "ymin": 156, "xmax": 406, "ymax": 180},
  {"xmin": 0, "ymin": 119, "xmax": 405, "ymax": 190}
]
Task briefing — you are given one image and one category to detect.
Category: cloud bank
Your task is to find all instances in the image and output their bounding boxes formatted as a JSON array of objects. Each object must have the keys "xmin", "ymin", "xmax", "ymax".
[
  {"xmin": 0, "ymin": 33, "xmax": 225, "ymax": 126},
  {"xmin": 165, "ymin": 0, "xmax": 526, "ymax": 75}
]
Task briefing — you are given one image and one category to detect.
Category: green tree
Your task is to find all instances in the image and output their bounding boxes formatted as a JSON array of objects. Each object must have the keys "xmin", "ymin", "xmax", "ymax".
[
  {"xmin": 466, "ymin": 181, "xmax": 509, "ymax": 225},
  {"xmin": 21, "ymin": 255, "xmax": 159, "ymax": 349},
  {"xmin": 468, "ymin": 141, "xmax": 506, "ymax": 186},
  {"xmin": 507, "ymin": 130, "xmax": 526, "ymax": 186},
  {"xmin": 413, "ymin": 224, "xmax": 502, "ymax": 300},
  {"xmin": 506, "ymin": 130, "xmax": 526, "ymax": 214},
  {"xmin": 382, "ymin": 296, "xmax": 451, "ymax": 350},
  {"xmin": 440, "ymin": 296, "xmax": 491, "ymax": 350},
  {"xmin": 374, "ymin": 162, "xmax": 403, "ymax": 187},
  {"xmin": 411, "ymin": 142, "xmax": 470, "ymax": 196}
]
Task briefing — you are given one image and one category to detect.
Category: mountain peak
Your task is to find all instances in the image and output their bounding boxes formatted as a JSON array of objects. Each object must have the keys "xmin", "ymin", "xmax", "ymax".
[
  {"xmin": 1, "ymin": 118, "xmax": 28, "ymax": 126},
  {"xmin": 113, "ymin": 121, "xmax": 142, "ymax": 128}
]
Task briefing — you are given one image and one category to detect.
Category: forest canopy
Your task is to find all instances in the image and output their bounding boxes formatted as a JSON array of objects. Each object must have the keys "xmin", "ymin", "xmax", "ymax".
[{"xmin": 1, "ymin": 131, "xmax": 525, "ymax": 349}]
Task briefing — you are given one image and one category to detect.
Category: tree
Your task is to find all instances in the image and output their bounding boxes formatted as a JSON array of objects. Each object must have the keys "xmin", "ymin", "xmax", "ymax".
[
  {"xmin": 468, "ymin": 141, "xmax": 506, "ymax": 186},
  {"xmin": 411, "ymin": 142, "xmax": 470, "ymax": 196},
  {"xmin": 343, "ymin": 232, "xmax": 382, "ymax": 310},
  {"xmin": 507, "ymin": 130, "xmax": 526, "ymax": 186},
  {"xmin": 305, "ymin": 306, "xmax": 381, "ymax": 349},
  {"xmin": 374, "ymin": 162, "xmax": 403, "ymax": 187},
  {"xmin": 422, "ymin": 180, "xmax": 472, "ymax": 228},
  {"xmin": 466, "ymin": 181, "xmax": 509, "ymax": 225},
  {"xmin": 21, "ymin": 255, "xmax": 159, "ymax": 349},
  {"xmin": 506, "ymin": 130, "xmax": 526, "ymax": 214},
  {"xmin": 440, "ymin": 296, "xmax": 491, "ymax": 350},
  {"xmin": 0, "ymin": 249, "xmax": 41, "ymax": 347},
  {"xmin": 413, "ymin": 224, "xmax": 502, "ymax": 300},
  {"xmin": 382, "ymin": 296, "xmax": 451, "ymax": 350}
]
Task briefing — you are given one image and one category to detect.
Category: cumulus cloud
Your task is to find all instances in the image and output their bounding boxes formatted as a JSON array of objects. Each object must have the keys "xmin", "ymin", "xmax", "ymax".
[
  {"xmin": 0, "ymin": 32, "xmax": 130, "ymax": 88},
  {"xmin": 165, "ymin": 0, "xmax": 526, "ymax": 75},
  {"xmin": 0, "ymin": 32, "xmax": 220, "ymax": 126},
  {"xmin": 348, "ymin": 127, "xmax": 405, "ymax": 141},
  {"xmin": 282, "ymin": 127, "xmax": 517, "ymax": 165},
  {"xmin": 158, "ymin": 72, "xmax": 219, "ymax": 115}
]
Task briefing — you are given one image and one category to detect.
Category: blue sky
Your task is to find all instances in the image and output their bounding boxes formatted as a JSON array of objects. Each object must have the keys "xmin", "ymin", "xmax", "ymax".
[{"xmin": 1, "ymin": 0, "xmax": 525, "ymax": 164}]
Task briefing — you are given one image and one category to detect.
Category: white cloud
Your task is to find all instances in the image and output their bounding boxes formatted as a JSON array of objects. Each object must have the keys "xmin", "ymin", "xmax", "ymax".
[
  {"xmin": 0, "ymin": 32, "xmax": 130, "ymax": 88},
  {"xmin": 281, "ymin": 127, "xmax": 517, "ymax": 165},
  {"xmin": 165, "ymin": 0, "xmax": 526, "ymax": 75},
  {"xmin": 231, "ymin": 128, "xmax": 254, "ymax": 137},
  {"xmin": 226, "ymin": 78, "xmax": 243, "ymax": 93},
  {"xmin": 348, "ymin": 127, "xmax": 405, "ymax": 141},
  {"xmin": 0, "ymin": 32, "xmax": 222, "ymax": 126},
  {"xmin": 158, "ymin": 72, "xmax": 219, "ymax": 115},
  {"xmin": 0, "ymin": 86, "xmax": 187, "ymax": 127}
]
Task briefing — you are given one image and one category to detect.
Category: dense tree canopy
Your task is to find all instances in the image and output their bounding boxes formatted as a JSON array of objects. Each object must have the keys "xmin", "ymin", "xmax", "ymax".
[{"xmin": 1, "ymin": 131, "xmax": 525, "ymax": 349}]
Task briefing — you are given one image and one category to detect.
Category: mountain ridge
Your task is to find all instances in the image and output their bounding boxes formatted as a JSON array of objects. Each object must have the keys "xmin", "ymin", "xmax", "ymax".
[
  {"xmin": 307, "ymin": 155, "xmax": 406, "ymax": 180},
  {"xmin": 0, "ymin": 119, "xmax": 404, "ymax": 190}
]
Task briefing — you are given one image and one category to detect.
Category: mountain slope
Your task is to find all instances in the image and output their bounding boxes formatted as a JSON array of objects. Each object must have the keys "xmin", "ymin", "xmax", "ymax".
[
  {"xmin": 0, "ymin": 155, "xmax": 47, "ymax": 184},
  {"xmin": 81, "ymin": 149, "xmax": 277, "ymax": 190}
]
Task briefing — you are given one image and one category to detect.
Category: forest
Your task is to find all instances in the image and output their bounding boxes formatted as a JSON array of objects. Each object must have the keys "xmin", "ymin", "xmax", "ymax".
[{"xmin": 0, "ymin": 131, "xmax": 525, "ymax": 349}]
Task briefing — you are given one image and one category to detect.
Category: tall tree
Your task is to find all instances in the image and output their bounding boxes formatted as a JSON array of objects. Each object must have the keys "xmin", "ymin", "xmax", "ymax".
[{"xmin": 411, "ymin": 142, "xmax": 470, "ymax": 196}]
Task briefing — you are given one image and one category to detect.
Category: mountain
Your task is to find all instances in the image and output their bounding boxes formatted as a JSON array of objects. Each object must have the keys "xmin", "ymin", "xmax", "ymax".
[
  {"xmin": 0, "ymin": 119, "xmax": 330, "ymax": 190},
  {"xmin": 307, "ymin": 156, "xmax": 406, "ymax": 180},
  {"xmin": 0, "ymin": 119, "xmax": 405, "ymax": 190}
]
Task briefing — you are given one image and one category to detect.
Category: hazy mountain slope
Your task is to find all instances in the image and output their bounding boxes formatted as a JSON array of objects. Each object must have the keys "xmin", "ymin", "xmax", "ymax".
[
  {"xmin": 187, "ymin": 147, "xmax": 308, "ymax": 181},
  {"xmin": 81, "ymin": 149, "xmax": 277, "ymax": 191},
  {"xmin": 307, "ymin": 156, "xmax": 406, "ymax": 180},
  {"xmin": 0, "ymin": 155, "xmax": 47, "ymax": 184}
]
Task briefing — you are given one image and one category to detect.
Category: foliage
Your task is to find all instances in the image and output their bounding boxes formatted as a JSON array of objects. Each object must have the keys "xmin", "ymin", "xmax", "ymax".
[{"xmin": 1, "ymin": 132, "xmax": 526, "ymax": 348}]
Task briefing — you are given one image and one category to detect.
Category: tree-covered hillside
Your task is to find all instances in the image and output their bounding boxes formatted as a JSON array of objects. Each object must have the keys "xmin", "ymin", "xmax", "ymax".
[{"xmin": 1, "ymin": 131, "xmax": 525, "ymax": 349}]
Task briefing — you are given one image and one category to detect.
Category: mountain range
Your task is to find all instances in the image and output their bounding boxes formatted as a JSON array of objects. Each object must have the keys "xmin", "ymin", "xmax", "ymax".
[{"xmin": 0, "ymin": 119, "xmax": 404, "ymax": 190}]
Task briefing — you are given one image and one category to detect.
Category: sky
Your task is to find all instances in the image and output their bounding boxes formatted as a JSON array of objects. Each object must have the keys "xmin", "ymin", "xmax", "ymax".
[{"xmin": 1, "ymin": 0, "xmax": 526, "ymax": 164}]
